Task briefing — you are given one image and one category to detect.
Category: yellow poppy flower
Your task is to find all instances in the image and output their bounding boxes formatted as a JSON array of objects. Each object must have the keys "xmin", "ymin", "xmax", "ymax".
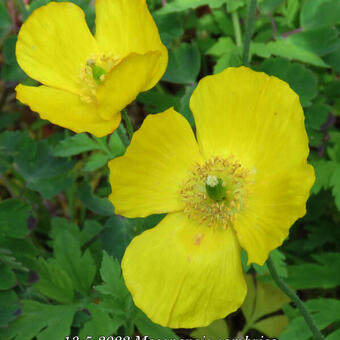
[
  {"xmin": 108, "ymin": 67, "xmax": 315, "ymax": 328},
  {"xmin": 15, "ymin": 0, "xmax": 167, "ymax": 137}
]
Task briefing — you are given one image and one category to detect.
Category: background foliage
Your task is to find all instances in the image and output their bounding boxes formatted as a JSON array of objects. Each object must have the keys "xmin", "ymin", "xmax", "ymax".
[{"xmin": 0, "ymin": 0, "xmax": 340, "ymax": 339}]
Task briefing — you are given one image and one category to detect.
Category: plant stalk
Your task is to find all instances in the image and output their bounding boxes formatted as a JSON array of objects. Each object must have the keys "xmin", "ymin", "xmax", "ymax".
[
  {"xmin": 267, "ymin": 256, "xmax": 325, "ymax": 340},
  {"xmin": 242, "ymin": 0, "xmax": 257, "ymax": 66}
]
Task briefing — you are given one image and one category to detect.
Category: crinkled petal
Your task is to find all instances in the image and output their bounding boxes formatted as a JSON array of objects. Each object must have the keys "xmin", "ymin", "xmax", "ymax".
[
  {"xmin": 190, "ymin": 66, "xmax": 310, "ymax": 173},
  {"xmin": 190, "ymin": 66, "xmax": 314, "ymax": 264},
  {"xmin": 234, "ymin": 164, "xmax": 315, "ymax": 265},
  {"xmin": 97, "ymin": 52, "xmax": 163, "ymax": 120},
  {"xmin": 108, "ymin": 108, "xmax": 203, "ymax": 217},
  {"xmin": 16, "ymin": 84, "xmax": 120, "ymax": 137},
  {"xmin": 95, "ymin": 0, "xmax": 167, "ymax": 90},
  {"xmin": 122, "ymin": 212, "xmax": 247, "ymax": 328},
  {"xmin": 16, "ymin": 2, "xmax": 98, "ymax": 93}
]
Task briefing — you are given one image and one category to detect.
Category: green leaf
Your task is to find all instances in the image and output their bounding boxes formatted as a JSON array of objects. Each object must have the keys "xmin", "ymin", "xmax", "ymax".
[
  {"xmin": 191, "ymin": 319, "xmax": 229, "ymax": 339},
  {"xmin": 330, "ymin": 166, "xmax": 340, "ymax": 210},
  {"xmin": 134, "ymin": 309, "xmax": 179, "ymax": 339},
  {"xmin": 101, "ymin": 216, "xmax": 135, "ymax": 261},
  {"xmin": 259, "ymin": 58, "xmax": 318, "ymax": 106},
  {"xmin": 324, "ymin": 46, "xmax": 340, "ymax": 73},
  {"xmin": 0, "ymin": 290, "xmax": 19, "ymax": 327},
  {"xmin": 226, "ymin": 0, "xmax": 246, "ymax": 12},
  {"xmin": 241, "ymin": 275, "xmax": 290, "ymax": 337},
  {"xmin": 153, "ymin": 13, "xmax": 184, "ymax": 47},
  {"xmin": 53, "ymin": 229, "xmax": 96, "ymax": 296},
  {"xmin": 78, "ymin": 181, "xmax": 115, "ymax": 216},
  {"xmin": 0, "ymin": 2, "xmax": 11, "ymax": 39},
  {"xmin": 94, "ymin": 251, "xmax": 128, "ymax": 300},
  {"xmin": 0, "ymin": 112, "xmax": 20, "ymax": 130},
  {"xmin": 83, "ymin": 153, "xmax": 110, "ymax": 172},
  {"xmin": 281, "ymin": 298, "xmax": 340, "ymax": 340},
  {"xmin": 137, "ymin": 89, "xmax": 180, "ymax": 114},
  {"xmin": 50, "ymin": 218, "xmax": 103, "ymax": 248},
  {"xmin": 35, "ymin": 258, "xmax": 74, "ymax": 304},
  {"xmin": 305, "ymin": 104, "xmax": 330, "ymax": 130},
  {"xmin": 287, "ymin": 27, "xmax": 339, "ymax": 57},
  {"xmin": 78, "ymin": 303, "xmax": 123, "ymax": 338},
  {"xmin": 253, "ymin": 249, "xmax": 288, "ymax": 278},
  {"xmin": 3, "ymin": 301, "xmax": 77, "ymax": 340},
  {"xmin": 300, "ymin": 0, "xmax": 340, "ymax": 30},
  {"xmin": 53, "ymin": 133, "xmax": 101, "ymax": 157},
  {"xmin": 286, "ymin": 253, "xmax": 340, "ymax": 289},
  {"xmin": 265, "ymin": 39, "xmax": 329, "ymax": 68},
  {"xmin": 0, "ymin": 199, "xmax": 31, "ymax": 238},
  {"xmin": 259, "ymin": 0, "xmax": 285, "ymax": 13},
  {"xmin": 0, "ymin": 262, "xmax": 16, "ymax": 290},
  {"xmin": 1, "ymin": 35, "xmax": 26, "ymax": 82},
  {"xmin": 179, "ymin": 84, "xmax": 196, "ymax": 126},
  {"xmin": 157, "ymin": 0, "xmax": 226, "ymax": 14},
  {"xmin": 327, "ymin": 328, "xmax": 340, "ymax": 340},
  {"xmin": 206, "ymin": 37, "xmax": 236, "ymax": 57},
  {"xmin": 163, "ymin": 42, "xmax": 201, "ymax": 84},
  {"xmin": 15, "ymin": 140, "xmax": 75, "ymax": 199},
  {"xmin": 108, "ymin": 131, "xmax": 125, "ymax": 157},
  {"xmin": 310, "ymin": 160, "xmax": 338, "ymax": 194}
]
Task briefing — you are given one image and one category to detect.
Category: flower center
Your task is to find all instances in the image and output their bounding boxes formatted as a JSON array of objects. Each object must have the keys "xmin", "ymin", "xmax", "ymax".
[
  {"xmin": 180, "ymin": 156, "xmax": 250, "ymax": 229},
  {"xmin": 79, "ymin": 52, "xmax": 120, "ymax": 103}
]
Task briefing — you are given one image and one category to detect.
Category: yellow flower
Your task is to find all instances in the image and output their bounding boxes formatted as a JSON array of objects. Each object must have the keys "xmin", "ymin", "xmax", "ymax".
[
  {"xmin": 108, "ymin": 67, "xmax": 315, "ymax": 328},
  {"xmin": 15, "ymin": 0, "xmax": 167, "ymax": 137}
]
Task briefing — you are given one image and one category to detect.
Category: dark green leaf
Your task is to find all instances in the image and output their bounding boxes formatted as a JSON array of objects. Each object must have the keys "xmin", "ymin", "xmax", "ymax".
[
  {"xmin": 163, "ymin": 42, "xmax": 201, "ymax": 84},
  {"xmin": 0, "ymin": 199, "xmax": 31, "ymax": 239},
  {"xmin": 78, "ymin": 181, "xmax": 114, "ymax": 216}
]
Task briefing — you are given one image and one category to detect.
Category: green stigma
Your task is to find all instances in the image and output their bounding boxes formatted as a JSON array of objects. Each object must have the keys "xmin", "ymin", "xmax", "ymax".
[
  {"xmin": 91, "ymin": 64, "xmax": 106, "ymax": 84},
  {"xmin": 205, "ymin": 175, "xmax": 226, "ymax": 202}
]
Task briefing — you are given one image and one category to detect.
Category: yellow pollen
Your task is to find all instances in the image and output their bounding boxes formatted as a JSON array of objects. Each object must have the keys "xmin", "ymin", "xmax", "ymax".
[
  {"xmin": 180, "ymin": 156, "xmax": 250, "ymax": 229},
  {"xmin": 79, "ymin": 52, "xmax": 121, "ymax": 104}
]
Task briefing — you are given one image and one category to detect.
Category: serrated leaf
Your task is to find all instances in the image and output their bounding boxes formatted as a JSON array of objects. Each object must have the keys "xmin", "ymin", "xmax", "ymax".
[
  {"xmin": 2, "ymin": 301, "xmax": 77, "ymax": 340},
  {"xmin": 79, "ymin": 303, "xmax": 123, "ymax": 338},
  {"xmin": 101, "ymin": 216, "xmax": 135, "ymax": 262},
  {"xmin": 94, "ymin": 251, "xmax": 128, "ymax": 300},
  {"xmin": 53, "ymin": 229, "xmax": 96, "ymax": 296},
  {"xmin": 35, "ymin": 258, "xmax": 74, "ymax": 304},
  {"xmin": 54, "ymin": 133, "xmax": 101, "ymax": 157},
  {"xmin": 281, "ymin": 298, "xmax": 340, "ymax": 340},
  {"xmin": 311, "ymin": 160, "xmax": 338, "ymax": 194},
  {"xmin": 134, "ymin": 309, "xmax": 179, "ymax": 339},
  {"xmin": 0, "ymin": 262, "xmax": 16, "ymax": 290},
  {"xmin": 286, "ymin": 253, "xmax": 340, "ymax": 289},
  {"xmin": 0, "ymin": 290, "xmax": 19, "ymax": 327},
  {"xmin": 330, "ymin": 167, "xmax": 340, "ymax": 210},
  {"xmin": 0, "ymin": 199, "xmax": 31, "ymax": 239},
  {"xmin": 78, "ymin": 181, "xmax": 114, "ymax": 216}
]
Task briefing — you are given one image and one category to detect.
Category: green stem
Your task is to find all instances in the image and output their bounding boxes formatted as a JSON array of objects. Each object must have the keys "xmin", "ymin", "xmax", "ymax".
[
  {"xmin": 242, "ymin": 0, "xmax": 257, "ymax": 66},
  {"xmin": 231, "ymin": 10, "xmax": 242, "ymax": 47},
  {"xmin": 122, "ymin": 109, "xmax": 134, "ymax": 140},
  {"xmin": 267, "ymin": 256, "xmax": 325, "ymax": 340}
]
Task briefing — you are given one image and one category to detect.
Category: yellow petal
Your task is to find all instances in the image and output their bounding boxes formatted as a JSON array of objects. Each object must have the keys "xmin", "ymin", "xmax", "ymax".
[
  {"xmin": 16, "ymin": 2, "xmax": 98, "ymax": 93},
  {"xmin": 234, "ymin": 164, "xmax": 315, "ymax": 265},
  {"xmin": 95, "ymin": 0, "xmax": 168, "ymax": 90},
  {"xmin": 108, "ymin": 108, "xmax": 203, "ymax": 217},
  {"xmin": 122, "ymin": 212, "xmax": 247, "ymax": 328},
  {"xmin": 190, "ymin": 66, "xmax": 310, "ymax": 173},
  {"xmin": 16, "ymin": 84, "xmax": 120, "ymax": 137},
  {"xmin": 97, "ymin": 52, "xmax": 163, "ymax": 120},
  {"xmin": 190, "ymin": 67, "xmax": 314, "ymax": 264}
]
